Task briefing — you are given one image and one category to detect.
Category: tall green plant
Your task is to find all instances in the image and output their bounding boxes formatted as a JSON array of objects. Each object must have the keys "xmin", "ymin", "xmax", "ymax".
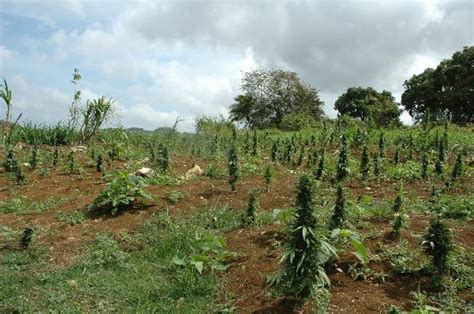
[
  {"xmin": 329, "ymin": 185, "xmax": 346, "ymax": 230},
  {"xmin": 268, "ymin": 175, "xmax": 335, "ymax": 305},
  {"xmin": 228, "ymin": 145, "xmax": 239, "ymax": 191},
  {"xmin": 336, "ymin": 134, "xmax": 349, "ymax": 182},
  {"xmin": 360, "ymin": 145, "xmax": 370, "ymax": 180}
]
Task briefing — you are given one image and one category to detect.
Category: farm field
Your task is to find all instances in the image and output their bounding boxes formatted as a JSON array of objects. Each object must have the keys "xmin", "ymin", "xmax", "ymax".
[{"xmin": 1, "ymin": 124, "xmax": 473, "ymax": 313}]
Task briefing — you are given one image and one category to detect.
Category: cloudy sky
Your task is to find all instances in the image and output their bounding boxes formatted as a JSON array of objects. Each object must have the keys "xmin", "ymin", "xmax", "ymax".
[{"xmin": 0, "ymin": 0, "xmax": 472, "ymax": 131}]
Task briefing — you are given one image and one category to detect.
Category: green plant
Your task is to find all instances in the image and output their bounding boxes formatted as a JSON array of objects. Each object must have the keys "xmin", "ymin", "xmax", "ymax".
[
  {"xmin": 19, "ymin": 227, "xmax": 34, "ymax": 249},
  {"xmin": 336, "ymin": 134, "xmax": 349, "ymax": 181},
  {"xmin": 271, "ymin": 140, "xmax": 279, "ymax": 163},
  {"xmin": 360, "ymin": 145, "xmax": 370, "ymax": 180},
  {"xmin": 268, "ymin": 175, "xmax": 336, "ymax": 304},
  {"xmin": 166, "ymin": 190, "xmax": 187, "ymax": 204},
  {"xmin": 29, "ymin": 145, "xmax": 38, "ymax": 169},
  {"xmin": 3, "ymin": 149, "xmax": 18, "ymax": 172},
  {"xmin": 88, "ymin": 171, "xmax": 152, "ymax": 216},
  {"xmin": 244, "ymin": 188, "xmax": 259, "ymax": 225},
  {"xmin": 391, "ymin": 184, "xmax": 408, "ymax": 238},
  {"xmin": 96, "ymin": 153, "xmax": 104, "ymax": 173},
  {"xmin": 251, "ymin": 131, "xmax": 258, "ymax": 156},
  {"xmin": 56, "ymin": 211, "xmax": 86, "ymax": 225},
  {"xmin": 15, "ymin": 165, "xmax": 26, "ymax": 185},
  {"xmin": 67, "ymin": 151, "xmax": 76, "ymax": 174},
  {"xmin": 315, "ymin": 149, "xmax": 325, "ymax": 180},
  {"xmin": 227, "ymin": 145, "xmax": 239, "ymax": 191},
  {"xmin": 378, "ymin": 132, "xmax": 385, "ymax": 158},
  {"xmin": 172, "ymin": 232, "xmax": 234, "ymax": 274},
  {"xmin": 81, "ymin": 96, "xmax": 115, "ymax": 143},
  {"xmin": 157, "ymin": 145, "xmax": 170, "ymax": 173},
  {"xmin": 450, "ymin": 153, "xmax": 462, "ymax": 181},
  {"xmin": 423, "ymin": 216, "xmax": 452, "ymax": 289},
  {"xmin": 373, "ymin": 153, "xmax": 381, "ymax": 178},
  {"xmin": 329, "ymin": 185, "xmax": 346, "ymax": 230},
  {"xmin": 264, "ymin": 164, "xmax": 274, "ymax": 192},
  {"xmin": 0, "ymin": 78, "xmax": 13, "ymax": 142},
  {"xmin": 394, "ymin": 148, "xmax": 400, "ymax": 165},
  {"xmin": 52, "ymin": 148, "xmax": 59, "ymax": 168},
  {"xmin": 421, "ymin": 152, "xmax": 428, "ymax": 180}
]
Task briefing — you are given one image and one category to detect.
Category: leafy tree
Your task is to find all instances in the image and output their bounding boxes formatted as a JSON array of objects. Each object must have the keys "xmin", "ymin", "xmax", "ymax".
[
  {"xmin": 230, "ymin": 69, "xmax": 324, "ymax": 129},
  {"xmin": 334, "ymin": 87, "xmax": 401, "ymax": 127},
  {"xmin": 402, "ymin": 46, "xmax": 474, "ymax": 124}
]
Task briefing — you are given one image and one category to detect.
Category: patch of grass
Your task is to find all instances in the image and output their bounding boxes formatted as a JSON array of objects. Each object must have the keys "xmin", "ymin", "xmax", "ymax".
[
  {"xmin": 0, "ymin": 196, "xmax": 70, "ymax": 215},
  {"xmin": 56, "ymin": 211, "xmax": 86, "ymax": 225},
  {"xmin": 0, "ymin": 206, "xmax": 239, "ymax": 312},
  {"xmin": 166, "ymin": 190, "xmax": 188, "ymax": 204}
]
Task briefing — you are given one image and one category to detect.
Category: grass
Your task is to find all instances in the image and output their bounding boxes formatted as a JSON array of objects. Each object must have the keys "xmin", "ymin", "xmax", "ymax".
[
  {"xmin": 0, "ymin": 206, "xmax": 240, "ymax": 312},
  {"xmin": 0, "ymin": 196, "xmax": 71, "ymax": 215}
]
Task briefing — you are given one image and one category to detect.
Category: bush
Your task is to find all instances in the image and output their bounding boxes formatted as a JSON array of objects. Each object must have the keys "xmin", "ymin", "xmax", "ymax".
[
  {"xmin": 88, "ymin": 171, "xmax": 152, "ymax": 216},
  {"xmin": 279, "ymin": 112, "xmax": 317, "ymax": 131}
]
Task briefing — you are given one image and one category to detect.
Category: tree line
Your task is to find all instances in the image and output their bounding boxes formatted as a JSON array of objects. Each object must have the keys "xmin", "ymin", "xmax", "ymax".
[{"xmin": 230, "ymin": 46, "xmax": 473, "ymax": 129}]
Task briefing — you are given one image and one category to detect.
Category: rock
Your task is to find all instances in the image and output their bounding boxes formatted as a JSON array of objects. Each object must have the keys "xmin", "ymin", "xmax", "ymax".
[
  {"xmin": 135, "ymin": 167, "xmax": 155, "ymax": 177},
  {"xmin": 181, "ymin": 165, "xmax": 204, "ymax": 180}
]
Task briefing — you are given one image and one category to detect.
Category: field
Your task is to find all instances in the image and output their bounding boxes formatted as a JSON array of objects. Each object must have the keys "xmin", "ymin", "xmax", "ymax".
[{"xmin": 1, "ymin": 123, "xmax": 473, "ymax": 313}]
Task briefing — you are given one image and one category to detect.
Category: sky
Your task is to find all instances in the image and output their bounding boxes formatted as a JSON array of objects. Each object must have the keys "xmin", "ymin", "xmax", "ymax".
[{"xmin": 0, "ymin": 0, "xmax": 473, "ymax": 132}]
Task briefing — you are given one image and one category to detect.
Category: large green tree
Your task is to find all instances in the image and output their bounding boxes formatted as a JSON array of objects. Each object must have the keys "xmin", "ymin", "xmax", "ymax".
[
  {"xmin": 334, "ymin": 87, "xmax": 401, "ymax": 127},
  {"xmin": 402, "ymin": 46, "xmax": 473, "ymax": 124},
  {"xmin": 229, "ymin": 69, "xmax": 324, "ymax": 129}
]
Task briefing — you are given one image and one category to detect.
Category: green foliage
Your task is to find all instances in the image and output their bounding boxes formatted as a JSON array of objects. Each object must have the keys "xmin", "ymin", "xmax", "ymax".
[
  {"xmin": 81, "ymin": 96, "xmax": 115, "ymax": 142},
  {"xmin": 56, "ymin": 211, "xmax": 86, "ymax": 225},
  {"xmin": 172, "ymin": 233, "xmax": 234, "ymax": 275},
  {"xmin": 315, "ymin": 149, "xmax": 325, "ymax": 180},
  {"xmin": 29, "ymin": 145, "xmax": 38, "ymax": 169},
  {"xmin": 251, "ymin": 131, "xmax": 258, "ymax": 156},
  {"xmin": 88, "ymin": 171, "xmax": 152, "ymax": 216},
  {"xmin": 96, "ymin": 153, "xmax": 104, "ymax": 173},
  {"xmin": 0, "ymin": 196, "xmax": 69, "ymax": 215},
  {"xmin": 227, "ymin": 145, "xmax": 239, "ymax": 191},
  {"xmin": 3, "ymin": 150, "xmax": 18, "ymax": 172},
  {"xmin": 423, "ymin": 216, "xmax": 453, "ymax": 288},
  {"xmin": 391, "ymin": 184, "xmax": 408, "ymax": 238},
  {"xmin": 271, "ymin": 140, "xmax": 279, "ymax": 163},
  {"xmin": 264, "ymin": 164, "xmax": 274, "ymax": 191},
  {"xmin": 402, "ymin": 46, "xmax": 474, "ymax": 124},
  {"xmin": 329, "ymin": 185, "xmax": 346, "ymax": 230},
  {"xmin": 421, "ymin": 152, "xmax": 429, "ymax": 180},
  {"xmin": 229, "ymin": 69, "xmax": 324, "ymax": 129},
  {"xmin": 336, "ymin": 134, "xmax": 349, "ymax": 181},
  {"xmin": 67, "ymin": 151, "xmax": 76, "ymax": 174},
  {"xmin": 268, "ymin": 175, "xmax": 335, "ymax": 303},
  {"xmin": 52, "ymin": 148, "xmax": 59, "ymax": 168},
  {"xmin": 15, "ymin": 166, "xmax": 26, "ymax": 185},
  {"xmin": 378, "ymin": 132, "xmax": 385, "ymax": 158},
  {"xmin": 280, "ymin": 112, "xmax": 318, "ymax": 131},
  {"xmin": 334, "ymin": 87, "xmax": 401, "ymax": 127},
  {"xmin": 330, "ymin": 229, "xmax": 369, "ymax": 265},
  {"xmin": 450, "ymin": 153, "xmax": 462, "ymax": 181},
  {"xmin": 244, "ymin": 189, "xmax": 259, "ymax": 225},
  {"xmin": 360, "ymin": 145, "xmax": 370, "ymax": 180},
  {"xmin": 166, "ymin": 190, "xmax": 187, "ymax": 204}
]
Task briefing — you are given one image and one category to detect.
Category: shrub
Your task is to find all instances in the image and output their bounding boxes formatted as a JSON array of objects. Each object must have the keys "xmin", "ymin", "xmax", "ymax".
[
  {"xmin": 3, "ymin": 150, "xmax": 18, "ymax": 172},
  {"xmin": 244, "ymin": 189, "xmax": 259, "ymax": 225},
  {"xmin": 360, "ymin": 145, "xmax": 370, "ymax": 180},
  {"xmin": 391, "ymin": 184, "xmax": 408, "ymax": 238},
  {"xmin": 264, "ymin": 164, "xmax": 274, "ymax": 192},
  {"xmin": 450, "ymin": 153, "xmax": 462, "ymax": 181},
  {"xmin": 29, "ymin": 145, "xmax": 38, "ymax": 169},
  {"xmin": 279, "ymin": 112, "xmax": 317, "ymax": 131},
  {"xmin": 88, "ymin": 171, "xmax": 152, "ymax": 216},
  {"xmin": 315, "ymin": 149, "xmax": 325, "ymax": 180}
]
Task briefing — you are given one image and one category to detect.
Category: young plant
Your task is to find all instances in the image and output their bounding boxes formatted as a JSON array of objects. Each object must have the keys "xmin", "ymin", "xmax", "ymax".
[
  {"xmin": 360, "ymin": 145, "xmax": 370, "ymax": 180},
  {"xmin": 315, "ymin": 149, "xmax": 325, "ymax": 180},
  {"xmin": 336, "ymin": 134, "xmax": 349, "ymax": 182},
  {"xmin": 67, "ymin": 151, "xmax": 76, "ymax": 174},
  {"xmin": 19, "ymin": 227, "xmax": 33, "ymax": 249},
  {"xmin": 251, "ymin": 131, "xmax": 258, "ymax": 156},
  {"xmin": 329, "ymin": 185, "xmax": 346, "ymax": 230},
  {"xmin": 3, "ymin": 149, "xmax": 18, "ymax": 172},
  {"xmin": 391, "ymin": 184, "xmax": 408, "ymax": 238},
  {"xmin": 394, "ymin": 148, "xmax": 400, "ymax": 165},
  {"xmin": 450, "ymin": 153, "xmax": 462, "ymax": 181},
  {"xmin": 88, "ymin": 171, "xmax": 152, "ymax": 216},
  {"xmin": 244, "ymin": 189, "xmax": 259, "ymax": 225},
  {"xmin": 29, "ymin": 145, "xmax": 38, "ymax": 169},
  {"xmin": 15, "ymin": 165, "xmax": 26, "ymax": 185},
  {"xmin": 268, "ymin": 175, "xmax": 335, "ymax": 305},
  {"xmin": 378, "ymin": 132, "xmax": 385, "ymax": 158},
  {"xmin": 227, "ymin": 145, "xmax": 239, "ymax": 191},
  {"xmin": 421, "ymin": 152, "xmax": 429, "ymax": 180},
  {"xmin": 271, "ymin": 140, "xmax": 279, "ymax": 163},
  {"xmin": 264, "ymin": 164, "xmax": 274, "ymax": 192},
  {"xmin": 423, "ymin": 216, "xmax": 452, "ymax": 289},
  {"xmin": 373, "ymin": 154, "xmax": 381, "ymax": 178},
  {"xmin": 52, "ymin": 148, "xmax": 59, "ymax": 168},
  {"xmin": 96, "ymin": 153, "xmax": 104, "ymax": 173},
  {"xmin": 435, "ymin": 139, "xmax": 446, "ymax": 175},
  {"xmin": 158, "ymin": 145, "xmax": 170, "ymax": 173}
]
